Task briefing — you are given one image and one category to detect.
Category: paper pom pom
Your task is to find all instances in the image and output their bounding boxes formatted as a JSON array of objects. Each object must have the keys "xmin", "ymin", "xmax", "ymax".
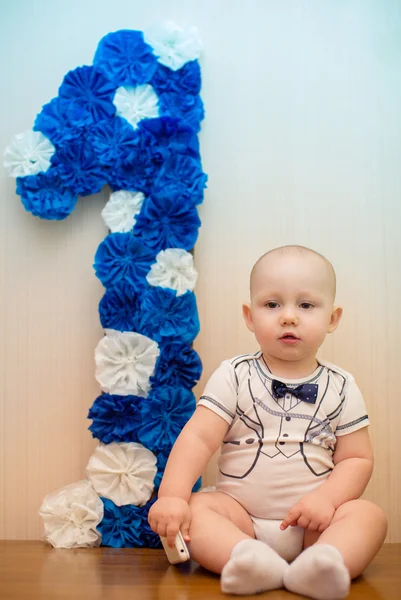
[
  {"xmin": 98, "ymin": 281, "xmax": 140, "ymax": 332},
  {"xmin": 98, "ymin": 497, "xmax": 158, "ymax": 548},
  {"xmin": 101, "ymin": 190, "xmax": 145, "ymax": 233},
  {"xmin": 138, "ymin": 287, "xmax": 199, "ymax": 344},
  {"xmin": 137, "ymin": 386, "xmax": 196, "ymax": 452},
  {"xmin": 88, "ymin": 393, "xmax": 143, "ymax": 444},
  {"xmin": 144, "ymin": 22, "xmax": 202, "ymax": 71},
  {"xmin": 86, "ymin": 442, "xmax": 157, "ymax": 507},
  {"xmin": 4, "ymin": 130, "xmax": 55, "ymax": 178},
  {"xmin": 154, "ymin": 154, "xmax": 207, "ymax": 205},
  {"xmin": 50, "ymin": 140, "xmax": 106, "ymax": 196},
  {"xmin": 159, "ymin": 92, "xmax": 204, "ymax": 133},
  {"xmin": 139, "ymin": 115, "xmax": 200, "ymax": 160},
  {"xmin": 151, "ymin": 60, "xmax": 201, "ymax": 96},
  {"xmin": 94, "ymin": 30, "xmax": 157, "ymax": 87},
  {"xmin": 146, "ymin": 248, "xmax": 197, "ymax": 296},
  {"xmin": 151, "ymin": 341, "xmax": 202, "ymax": 389},
  {"xmin": 58, "ymin": 66, "xmax": 116, "ymax": 122},
  {"xmin": 113, "ymin": 85, "xmax": 159, "ymax": 129},
  {"xmin": 93, "ymin": 233, "xmax": 155, "ymax": 290},
  {"xmin": 16, "ymin": 171, "xmax": 77, "ymax": 221},
  {"xmin": 95, "ymin": 329, "xmax": 160, "ymax": 397},
  {"xmin": 39, "ymin": 480, "xmax": 104, "ymax": 548},
  {"xmin": 133, "ymin": 190, "xmax": 201, "ymax": 252}
]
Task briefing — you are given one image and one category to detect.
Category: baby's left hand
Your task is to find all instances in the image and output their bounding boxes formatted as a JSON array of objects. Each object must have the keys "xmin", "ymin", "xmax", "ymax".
[{"xmin": 280, "ymin": 490, "xmax": 336, "ymax": 533}]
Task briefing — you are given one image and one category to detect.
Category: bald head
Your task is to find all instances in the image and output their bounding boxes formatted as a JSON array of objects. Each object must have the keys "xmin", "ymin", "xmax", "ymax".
[{"xmin": 250, "ymin": 245, "xmax": 337, "ymax": 301}]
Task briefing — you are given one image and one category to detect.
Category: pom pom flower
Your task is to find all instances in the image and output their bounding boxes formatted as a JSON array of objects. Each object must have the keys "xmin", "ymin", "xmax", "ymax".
[
  {"xmin": 146, "ymin": 248, "xmax": 198, "ymax": 296},
  {"xmin": 98, "ymin": 281, "xmax": 140, "ymax": 332},
  {"xmin": 94, "ymin": 233, "xmax": 155, "ymax": 290},
  {"xmin": 95, "ymin": 329, "xmax": 160, "ymax": 397},
  {"xmin": 39, "ymin": 480, "xmax": 104, "ymax": 549},
  {"xmin": 144, "ymin": 22, "xmax": 202, "ymax": 71},
  {"xmin": 94, "ymin": 30, "xmax": 157, "ymax": 86},
  {"xmin": 4, "ymin": 130, "xmax": 55, "ymax": 178},
  {"xmin": 98, "ymin": 497, "xmax": 156, "ymax": 548},
  {"xmin": 86, "ymin": 442, "xmax": 157, "ymax": 507},
  {"xmin": 58, "ymin": 66, "xmax": 116, "ymax": 123},
  {"xmin": 88, "ymin": 393, "xmax": 143, "ymax": 444},
  {"xmin": 113, "ymin": 85, "xmax": 160, "ymax": 130},
  {"xmin": 138, "ymin": 287, "xmax": 199, "ymax": 344},
  {"xmin": 133, "ymin": 190, "xmax": 201, "ymax": 252},
  {"xmin": 137, "ymin": 386, "xmax": 196, "ymax": 452},
  {"xmin": 16, "ymin": 171, "xmax": 77, "ymax": 221},
  {"xmin": 101, "ymin": 190, "xmax": 145, "ymax": 233},
  {"xmin": 151, "ymin": 341, "xmax": 202, "ymax": 389}
]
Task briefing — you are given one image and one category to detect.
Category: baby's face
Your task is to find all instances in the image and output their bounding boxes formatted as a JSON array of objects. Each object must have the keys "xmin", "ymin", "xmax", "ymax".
[{"xmin": 244, "ymin": 251, "xmax": 340, "ymax": 374}]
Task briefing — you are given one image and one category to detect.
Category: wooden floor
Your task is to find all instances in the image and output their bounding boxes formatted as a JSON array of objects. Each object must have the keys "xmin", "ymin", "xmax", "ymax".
[{"xmin": 0, "ymin": 541, "xmax": 400, "ymax": 599}]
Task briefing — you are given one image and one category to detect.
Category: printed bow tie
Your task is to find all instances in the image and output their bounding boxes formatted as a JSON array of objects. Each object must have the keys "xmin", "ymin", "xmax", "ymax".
[{"xmin": 271, "ymin": 380, "xmax": 318, "ymax": 404}]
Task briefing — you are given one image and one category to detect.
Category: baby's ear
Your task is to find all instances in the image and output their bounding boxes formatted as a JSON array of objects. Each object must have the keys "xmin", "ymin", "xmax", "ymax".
[
  {"xmin": 242, "ymin": 303, "xmax": 254, "ymax": 332},
  {"xmin": 328, "ymin": 306, "xmax": 343, "ymax": 333}
]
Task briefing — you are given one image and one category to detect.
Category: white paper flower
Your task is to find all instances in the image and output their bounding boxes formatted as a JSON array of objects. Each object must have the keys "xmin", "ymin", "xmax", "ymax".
[
  {"xmin": 101, "ymin": 190, "xmax": 145, "ymax": 233},
  {"xmin": 144, "ymin": 21, "xmax": 202, "ymax": 71},
  {"xmin": 3, "ymin": 130, "xmax": 55, "ymax": 178},
  {"xmin": 146, "ymin": 249, "xmax": 198, "ymax": 296},
  {"xmin": 113, "ymin": 85, "xmax": 159, "ymax": 129},
  {"xmin": 95, "ymin": 329, "xmax": 160, "ymax": 397},
  {"xmin": 86, "ymin": 442, "xmax": 157, "ymax": 507},
  {"xmin": 39, "ymin": 480, "xmax": 103, "ymax": 549}
]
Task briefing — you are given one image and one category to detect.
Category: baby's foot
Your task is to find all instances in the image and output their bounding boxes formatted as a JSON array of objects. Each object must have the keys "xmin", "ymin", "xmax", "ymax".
[
  {"xmin": 221, "ymin": 538, "xmax": 288, "ymax": 595},
  {"xmin": 283, "ymin": 544, "xmax": 350, "ymax": 600}
]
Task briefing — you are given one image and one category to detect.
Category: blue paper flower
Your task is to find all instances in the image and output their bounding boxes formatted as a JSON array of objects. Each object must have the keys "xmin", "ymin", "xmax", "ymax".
[
  {"xmin": 151, "ymin": 61, "xmax": 201, "ymax": 96},
  {"xmin": 98, "ymin": 498, "xmax": 143, "ymax": 547},
  {"xmin": 88, "ymin": 393, "xmax": 143, "ymax": 444},
  {"xmin": 138, "ymin": 116, "xmax": 200, "ymax": 160},
  {"xmin": 151, "ymin": 341, "xmax": 202, "ymax": 389},
  {"xmin": 94, "ymin": 30, "xmax": 157, "ymax": 87},
  {"xmin": 153, "ymin": 154, "xmax": 207, "ymax": 205},
  {"xmin": 16, "ymin": 171, "xmax": 77, "ymax": 220},
  {"xmin": 133, "ymin": 190, "xmax": 201, "ymax": 252},
  {"xmin": 159, "ymin": 93, "xmax": 204, "ymax": 132},
  {"xmin": 98, "ymin": 281, "xmax": 141, "ymax": 332},
  {"xmin": 137, "ymin": 386, "xmax": 196, "ymax": 453},
  {"xmin": 138, "ymin": 287, "xmax": 200, "ymax": 344},
  {"xmin": 34, "ymin": 98, "xmax": 80, "ymax": 146},
  {"xmin": 94, "ymin": 233, "xmax": 155, "ymax": 289},
  {"xmin": 88, "ymin": 116, "xmax": 139, "ymax": 166},
  {"xmin": 50, "ymin": 140, "xmax": 106, "ymax": 196},
  {"xmin": 58, "ymin": 65, "xmax": 116, "ymax": 123},
  {"xmin": 138, "ymin": 498, "xmax": 162, "ymax": 548}
]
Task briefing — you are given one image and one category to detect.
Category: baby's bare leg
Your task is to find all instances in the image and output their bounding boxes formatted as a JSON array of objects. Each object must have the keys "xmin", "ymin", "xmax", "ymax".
[
  {"xmin": 306, "ymin": 498, "xmax": 388, "ymax": 578},
  {"xmin": 188, "ymin": 491, "xmax": 255, "ymax": 573},
  {"xmin": 189, "ymin": 492, "xmax": 289, "ymax": 594},
  {"xmin": 284, "ymin": 499, "xmax": 387, "ymax": 600}
]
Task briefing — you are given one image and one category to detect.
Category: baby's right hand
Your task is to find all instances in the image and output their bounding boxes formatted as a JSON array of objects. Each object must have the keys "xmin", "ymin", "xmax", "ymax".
[{"xmin": 148, "ymin": 496, "xmax": 191, "ymax": 548}]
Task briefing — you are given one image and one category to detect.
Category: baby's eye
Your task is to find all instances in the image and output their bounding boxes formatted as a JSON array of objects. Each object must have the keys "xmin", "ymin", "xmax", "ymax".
[
  {"xmin": 299, "ymin": 302, "xmax": 314, "ymax": 309},
  {"xmin": 265, "ymin": 301, "xmax": 279, "ymax": 309}
]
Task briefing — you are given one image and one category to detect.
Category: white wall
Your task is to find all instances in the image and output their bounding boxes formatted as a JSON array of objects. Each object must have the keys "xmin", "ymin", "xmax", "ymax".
[{"xmin": 1, "ymin": 0, "xmax": 401, "ymax": 540}]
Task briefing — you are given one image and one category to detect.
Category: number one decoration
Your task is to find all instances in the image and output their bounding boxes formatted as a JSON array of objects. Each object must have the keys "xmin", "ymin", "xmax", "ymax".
[{"xmin": 3, "ymin": 23, "xmax": 207, "ymax": 549}]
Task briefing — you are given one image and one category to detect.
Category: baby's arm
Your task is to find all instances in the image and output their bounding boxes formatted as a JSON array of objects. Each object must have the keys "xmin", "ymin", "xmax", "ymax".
[
  {"xmin": 148, "ymin": 405, "xmax": 229, "ymax": 546},
  {"xmin": 281, "ymin": 427, "xmax": 373, "ymax": 532}
]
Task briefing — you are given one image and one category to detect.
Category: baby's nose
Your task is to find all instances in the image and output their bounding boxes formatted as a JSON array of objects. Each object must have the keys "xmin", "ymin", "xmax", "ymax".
[{"xmin": 280, "ymin": 310, "xmax": 298, "ymax": 326}]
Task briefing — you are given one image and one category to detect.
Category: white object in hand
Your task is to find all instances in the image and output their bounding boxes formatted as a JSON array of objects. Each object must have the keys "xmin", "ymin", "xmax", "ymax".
[{"xmin": 160, "ymin": 531, "xmax": 190, "ymax": 564}]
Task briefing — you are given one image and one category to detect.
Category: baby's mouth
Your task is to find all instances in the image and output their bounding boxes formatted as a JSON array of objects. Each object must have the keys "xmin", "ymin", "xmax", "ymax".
[{"xmin": 280, "ymin": 334, "xmax": 300, "ymax": 342}]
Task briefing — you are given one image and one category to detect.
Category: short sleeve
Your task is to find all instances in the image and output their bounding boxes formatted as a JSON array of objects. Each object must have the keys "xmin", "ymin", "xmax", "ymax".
[
  {"xmin": 335, "ymin": 376, "xmax": 370, "ymax": 436},
  {"xmin": 198, "ymin": 360, "xmax": 238, "ymax": 425}
]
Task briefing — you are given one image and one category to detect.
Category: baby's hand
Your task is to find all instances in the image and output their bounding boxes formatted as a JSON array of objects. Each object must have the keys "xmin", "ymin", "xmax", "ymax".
[
  {"xmin": 148, "ymin": 496, "xmax": 191, "ymax": 547},
  {"xmin": 280, "ymin": 490, "xmax": 336, "ymax": 533}
]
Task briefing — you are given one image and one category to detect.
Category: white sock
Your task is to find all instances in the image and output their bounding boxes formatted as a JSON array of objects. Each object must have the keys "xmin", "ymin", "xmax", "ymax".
[
  {"xmin": 221, "ymin": 538, "xmax": 288, "ymax": 595},
  {"xmin": 283, "ymin": 544, "xmax": 350, "ymax": 600}
]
